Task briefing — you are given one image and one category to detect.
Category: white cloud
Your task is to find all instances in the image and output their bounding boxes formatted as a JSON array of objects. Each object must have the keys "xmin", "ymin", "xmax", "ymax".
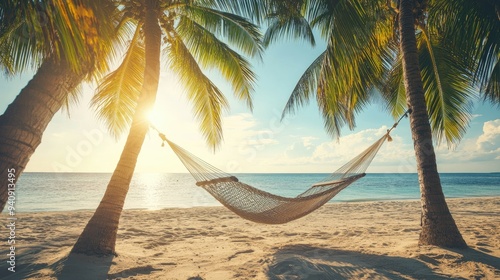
[
  {"xmin": 222, "ymin": 113, "xmax": 279, "ymax": 150},
  {"xmin": 301, "ymin": 136, "xmax": 317, "ymax": 148},
  {"xmin": 171, "ymin": 113, "xmax": 284, "ymax": 173},
  {"xmin": 477, "ymin": 119, "xmax": 500, "ymax": 153},
  {"xmin": 269, "ymin": 126, "xmax": 416, "ymax": 172},
  {"xmin": 312, "ymin": 127, "xmax": 386, "ymax": 163},
  {"xmin": 285, "ymin": 136, "xmax": 318, "ymax": 158},
  {"xmin": 435, "ymin": 119, "xmax": 500, "ymax": 163},
  {"xmin": 421, "ymin": 119, "xmax": 500, "ymax": 174},
  {"xmin": 269, "ymin": 119, "xmax": 500, "ymax": 173}
]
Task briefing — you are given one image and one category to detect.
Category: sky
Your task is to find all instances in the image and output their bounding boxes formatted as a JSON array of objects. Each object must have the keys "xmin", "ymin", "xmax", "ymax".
[{"xmin": 1, "ymin": 38, "xmax": 499, "ymax": 174}]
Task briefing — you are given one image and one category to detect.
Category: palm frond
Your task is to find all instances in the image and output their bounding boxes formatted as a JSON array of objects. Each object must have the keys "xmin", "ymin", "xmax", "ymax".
[
  {"xmin": 0, "ymin": 0, "xmax": 117, "ymax": 77},
  {"xmin": 0, "ymin": 2, "xmax": 42, "ymax": 73},
  {"xmin": 281, "ymin": 51, "xmax": 326, "ymax": 119},
  {"xmin": 317, "ymin": 92, "xmax": 351, "ymax": 139},
  {"xmin": 417, "ymin": 33, "xmax": 476, "ymax": 146},
  {"xmin": 380, "ymin": 53, "xmax": 408, "ymax": 119},
  {"xmin": 0, "ymin": 49, "xmax": 13, "ymax": 74},
  {"xmin": 319, "ymin": 50, "xmax": 373, "ymax": 135},
  {"xmin": 263, "ymin": 0, "xmax": 315, "ymax": 47},
  {"xmin": 278, "ymin": 0, "xmax": 391, "ymax": 138},
  {"xmin": 106, "ymin": 17, "xmax": 140, "ymax": 68},
  {"xmin": 314, "ymin": 52, "xmax": 362, "ymax": 138},
  {"xmin": 61, "ymin": 84, "xmax": 83, "ymax": 117},
  {"xmin": 430, "ymin": 0, "xmax": 500, "ymax": 104},
  {"xmin": 321, "ymin": 0, "xmax": 369, "ymax": 46},
  {"xmin": 307, "ymin": 0, "xmax": 367, "ymax": 42},
  {"xmin": 307, "ymin": 0, "xmax": 332, "ymax": 25},
  {"xmin": 263, "ymin": 16, "xmax": 315, "ymax": 47},
  {"xmin": 179, "ymin": 4, "xmax": 263, "ymax": 59},
  {"xmin": 175, "ymin": 15, "xmax": 256, "ymax": 109},
  {"xmin": 91, "ymin": 27, "xmax": 145, "ymax": 139},
  {"xmin": 79, "ymin": 0, "xmax": 120, "ymax": 80},
  {"xmin": 315, "ymin": 1, "xmax": 387, "ymax": 129},
  {"xmin": 484, "ymin": 59, "xmax": 500, "ymax": 104},
  {"xmin": 196, "ymin": 0, "xmax": 268, "ymax": 24},
  {"xmin": 165, "ymin": 34, "xmax": 229, "ymax": 149}
]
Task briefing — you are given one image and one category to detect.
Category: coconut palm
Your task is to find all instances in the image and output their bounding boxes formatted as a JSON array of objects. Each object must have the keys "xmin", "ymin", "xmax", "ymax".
[
  {"xmin": 382, "ymin": 0, "xmax": 497, "ymax": 247},
  {"xmin": 395, "ymin": 0, "xmax": 467, "ymax": 247},
  {"xmin": 264, "ymin": 0, "xmax": 498, "ymax": 247},
  {"xmin": 71, "ymin": 0, "xmax": 262, "ymax": 255},
  {"xmin": 0, "ymin": 0, "xmax": 115, "ymax": 212}
]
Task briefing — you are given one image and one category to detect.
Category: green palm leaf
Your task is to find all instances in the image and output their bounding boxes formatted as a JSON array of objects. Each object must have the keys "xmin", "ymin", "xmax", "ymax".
[
  {"xmin": 175, "ymin": 15, "xmax": 256, "ymax": 109},
  {"xmin": 316, "ymin": 52, "xmax": 354, "ymax": 137},
  {"xmin": 91, "ymin": 27, "xmax": 145, "ymax": 139},
  {"xmin": 417, "ymin": 33, "xmax": 476, "ymax": 146},
  {"xmin": 277, "ymin": 2, "xmax": 391, "ymax": 145},
  {"xmin": 383, "ymin": 32, "xmax": 476, "ymax": 146},
  {"xmin": 485, "ymin": 60, "xmax": 500, "ymax": 103},
  {"xmin": 282, "ymin": 51, "xmax": 326, "ymax": 119},
  {"xmin": 263, "ymin": 0, "xmax": 315, "ymax": 47},
  {"xmin": 198, "ymin": 0, "xmax": 268, "ymax": 24},
  {"xmin": 381, "ymin": 52, "xmax": 408, "ymax": 119},
  {"xmin": 0, "ymin": 3, "xmax": 42, "ymax": 73},
  {"xmin": 0, "ymin": 0, "xmax": 116, "ymax": 77},
  {"xmin": 179, "ymin": 5, "xmax": 263, "ymax": 58},
  {"xmin": 166, "ymin": 34, "xmax": 229, "ymax": 149},
  {"xmin": 277, "ymin": 0, "xmax": 391, "ymax": 138},
  {"xmin": 430, "ymin": 0, "xmax": 500, "ymax": 103}
]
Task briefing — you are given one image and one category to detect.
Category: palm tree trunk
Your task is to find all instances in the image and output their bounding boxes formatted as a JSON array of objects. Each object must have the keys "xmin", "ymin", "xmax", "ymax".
[
  {"xmin": 71, "ymin": 0, "xmax": 161, "ymax": 256},
  {"xmin": 0, "ymin": 57, "xmax": 84, "ymax": 212},
  {"xmin": 398, "ymin": 0, "xmax": 467, "ymax": 248}
]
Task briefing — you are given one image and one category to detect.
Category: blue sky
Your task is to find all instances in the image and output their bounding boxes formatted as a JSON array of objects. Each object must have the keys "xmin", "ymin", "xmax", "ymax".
[{"xmin": 1, "ymin": 38, "xmax": 499, "ymax": 173}]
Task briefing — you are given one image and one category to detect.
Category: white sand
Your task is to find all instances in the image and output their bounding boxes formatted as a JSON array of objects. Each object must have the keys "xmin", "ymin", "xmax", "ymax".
[{"xmin": 1, "ymin": 197, "xmax": 499, "ymax": 279}]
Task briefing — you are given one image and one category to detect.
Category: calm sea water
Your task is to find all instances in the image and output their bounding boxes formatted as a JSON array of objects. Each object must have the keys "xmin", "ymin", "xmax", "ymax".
[{"xmin": 11, "ymin": 172, "xmax": 500, "ymax": 212}]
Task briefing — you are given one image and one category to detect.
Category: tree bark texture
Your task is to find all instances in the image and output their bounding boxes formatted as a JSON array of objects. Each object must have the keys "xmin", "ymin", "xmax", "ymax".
[
  {"xmin": 0, "ymin": 57, "xmax": 84, "ymax": 212},
  {"xmin": 399, "ymin": 0, "xmax": 467, "ymax": 248}
]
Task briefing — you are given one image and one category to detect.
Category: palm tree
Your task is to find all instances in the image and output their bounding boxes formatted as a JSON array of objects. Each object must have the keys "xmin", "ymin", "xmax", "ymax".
[
  {"xmin": 0, "ymin": 0, "xmax": 115, "ymax": 212},
  {"xmin": 264, "ymin": 0, "xmax": 498, "ymax": 247},
  {"xmin": 396, "ymin": 0, "xmax": 466, "ymax": 247},
  {"xmin": 71, "ymin": 0, "xmax": 262, "ymax": 256},
  {"xmin": 408, "ymin": 0, "xmax": 498, "ymax": 247}
]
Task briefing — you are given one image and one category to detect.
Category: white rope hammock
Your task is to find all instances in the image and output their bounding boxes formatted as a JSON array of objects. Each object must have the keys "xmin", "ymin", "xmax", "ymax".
[{"xmin": 153, "ymin": 110, "xmax": 410, "ymax": 224}]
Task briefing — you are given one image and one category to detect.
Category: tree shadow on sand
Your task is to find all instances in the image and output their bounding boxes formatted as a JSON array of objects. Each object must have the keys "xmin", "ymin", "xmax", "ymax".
[
  {"xmin": 55, "ymin": 253, "xmax": 114, "ymax": 280},
  {"xmin": 451, "ymin": 247, "xmax": 500, "ymax": 270},
  {"xmin": 0, "ymin": 249, "xmax": 113, "ymax": 280},
  {"xmin": 55, "ymin": 252, "xmax": 161, "ymax": 279},
  {"xmin": 0, "ymin": 248, "xmax": 163, "ymax": 280},
  {"xmin": 266, "ymin": 244, "xmax": 479, "ymax": 280}
]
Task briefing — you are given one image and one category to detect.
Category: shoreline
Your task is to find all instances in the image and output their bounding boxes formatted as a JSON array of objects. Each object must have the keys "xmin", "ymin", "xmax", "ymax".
[
  {"xmin": 1, "ymin": 197, "xmax": 498, "ymax": 279},
  {"xmin": 8, "ymin": 195, "xmax": 500, "ymax": 214}
]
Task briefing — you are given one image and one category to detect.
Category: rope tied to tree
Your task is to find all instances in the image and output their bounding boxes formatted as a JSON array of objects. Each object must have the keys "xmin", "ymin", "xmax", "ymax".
[{"xmin": 386, "ymin": 107, "xmax": 412, "ymax": 142}]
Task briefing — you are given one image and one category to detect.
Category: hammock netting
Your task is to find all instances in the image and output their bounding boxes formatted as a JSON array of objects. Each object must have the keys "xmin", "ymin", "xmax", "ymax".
[{"xmin": 161, "ymin": 131, "xmax": 392, "ymax": 224}]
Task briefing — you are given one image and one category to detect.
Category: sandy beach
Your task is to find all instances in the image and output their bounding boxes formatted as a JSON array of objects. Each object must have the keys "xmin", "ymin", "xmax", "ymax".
[{"xmin": 1, "ymin": 197, "xmax": 499, "ymax": 279}]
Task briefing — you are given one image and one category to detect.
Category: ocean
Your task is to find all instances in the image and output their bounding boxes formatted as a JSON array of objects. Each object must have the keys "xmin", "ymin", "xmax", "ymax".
[{"xmin": 11, "ymin": 172, "xmax": 500, "ymax": 212}]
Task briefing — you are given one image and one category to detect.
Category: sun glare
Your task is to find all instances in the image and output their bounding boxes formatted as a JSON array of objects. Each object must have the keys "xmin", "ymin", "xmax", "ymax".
[{"xmin": 146, "ymin": 109, "xmax": 161, "ymax": 127}]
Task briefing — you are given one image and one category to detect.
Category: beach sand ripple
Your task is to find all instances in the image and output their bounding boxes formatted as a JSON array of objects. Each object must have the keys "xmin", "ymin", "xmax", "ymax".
[{"xmin": 0, "ymin": 197, "xmax": 498, "ymax": 279}]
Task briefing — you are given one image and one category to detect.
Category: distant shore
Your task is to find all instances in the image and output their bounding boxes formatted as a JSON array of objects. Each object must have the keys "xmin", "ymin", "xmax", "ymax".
[{"xmin": 1, "ymin": 197, "xmax": 499, "ymax": 279}]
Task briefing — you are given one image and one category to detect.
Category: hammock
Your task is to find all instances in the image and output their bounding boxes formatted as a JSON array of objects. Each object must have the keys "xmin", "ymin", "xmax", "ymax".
[{"xmin": 154, "ymin": 111, "xmax": 409, "ymax": 224}]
